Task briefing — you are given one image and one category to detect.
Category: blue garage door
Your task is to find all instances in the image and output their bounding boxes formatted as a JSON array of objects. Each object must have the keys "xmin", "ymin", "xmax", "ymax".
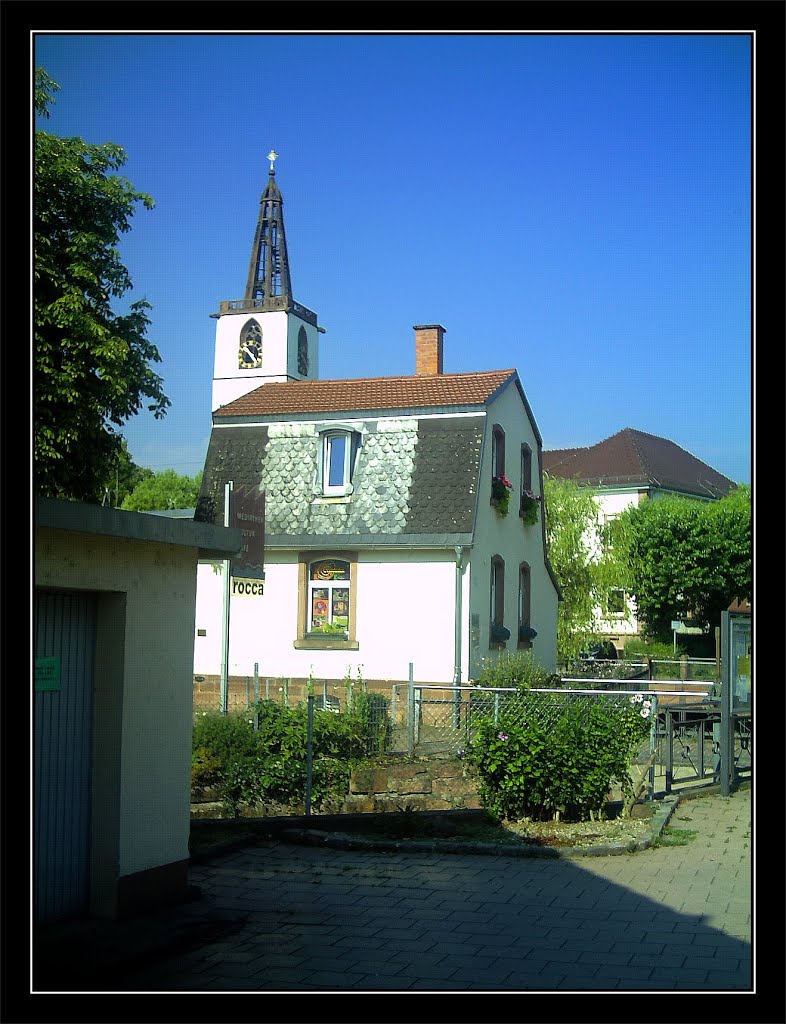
[{"xmin": 34, "ymin": 590, "xmax": 97, "ymax": 923}]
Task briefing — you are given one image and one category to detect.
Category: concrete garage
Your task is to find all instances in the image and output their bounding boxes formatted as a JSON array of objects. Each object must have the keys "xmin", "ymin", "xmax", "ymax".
[{"xmin": 34, "ymin": 497, "xmax": 240, "ymax": 923}]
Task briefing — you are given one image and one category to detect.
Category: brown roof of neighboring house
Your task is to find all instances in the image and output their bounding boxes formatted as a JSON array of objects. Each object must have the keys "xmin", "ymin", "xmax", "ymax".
[
  {"xmin": 214, "ymin": 369, "xmax": 518, "ymax": 418},
  {"xmin": 543, "ymin": 428, "xmax": 736, "ymax": 499}
]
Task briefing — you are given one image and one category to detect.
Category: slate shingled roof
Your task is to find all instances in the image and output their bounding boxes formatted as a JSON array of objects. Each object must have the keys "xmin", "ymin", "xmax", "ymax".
[
  {"xmin": 543, "ymin": 428, "xmax": 735, "ymax": 499},
  {"xmin": 213, "ymin": 369, "xmax": 517, "ymax": 418},
  {"xmin": 195, "ymin": 417, "xmax": 485, "ymax": 540}
]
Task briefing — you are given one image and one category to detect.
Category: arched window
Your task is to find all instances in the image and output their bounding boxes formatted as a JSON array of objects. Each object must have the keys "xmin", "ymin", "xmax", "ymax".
[
  {"xmin": 297, "ymin": 326, "xmax": 309, "ymax": 376},
  {"xmin": 238, "ymin": 319, "xmax": 263, "ymax": 369},
  {"xmin": 520, "ymin": 443, "xmax": 532, "ymax": 492},
  {"xmin": 307, "ymin": 559, "xmax": 350, "ymax": 636},
  {"xmin": 518, "ymin": 562, "xmax": 534, "ymax": 646},
  {"xmin": 317, "ymin": 427, "xmax": 362, "ymax": 496},
  {"xmin": 490, "ymin": 555, "xmax": 508, "ymax": 646},
  {"xmin": 491, "ymin": 424, "xmax": 505, "ymax": 479}
]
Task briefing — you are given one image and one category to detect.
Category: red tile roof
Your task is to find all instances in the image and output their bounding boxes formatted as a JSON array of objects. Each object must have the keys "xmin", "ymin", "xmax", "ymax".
[
  {"xmin": 543, "ymin": 428, "xmax": 735, "ymax": 499},
  {"xmin": 214, "ymin": 369, "xmax": 518, "ymax": 418}
]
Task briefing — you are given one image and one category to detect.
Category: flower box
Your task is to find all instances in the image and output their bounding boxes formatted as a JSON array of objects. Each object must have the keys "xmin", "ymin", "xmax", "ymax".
[
  {"xmin": 519, "ymin": 490, "xmax": 541, "ymax": 526},
  {"xmin": 491, "ymin": 474, "xmax": 513, "ymax": 517}
]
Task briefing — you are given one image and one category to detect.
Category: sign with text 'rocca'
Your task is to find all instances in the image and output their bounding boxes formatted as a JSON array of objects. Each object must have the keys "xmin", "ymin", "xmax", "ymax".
[{"xmin": 231, "ymin": 487, "xmax": 265, "ymax": 581}]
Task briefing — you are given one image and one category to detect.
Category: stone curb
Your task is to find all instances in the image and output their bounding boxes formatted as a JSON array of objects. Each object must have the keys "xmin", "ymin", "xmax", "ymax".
[{"xmin": 276, "ymin": 794, "xmax": 682, "ymax": 859}]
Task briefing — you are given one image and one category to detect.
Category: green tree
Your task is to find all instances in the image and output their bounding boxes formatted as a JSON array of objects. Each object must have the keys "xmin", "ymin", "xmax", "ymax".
[
  {"xmin": 34, "ymin": 68, "xmax": 170, "ymax": 502},
  {"xmin": 543, "ymin": 476, "xmax": 629, "ymax": 664},
  {"xmin": 98, "ymin": 439, "xmax": 155, "ymax": 507},
  {"xmin": 619, "ymin": 486, "xmax": 751, "ymax": 640},
  {"xmin": 121, "ymin": 469, "xmax": 203, "ymax": 512}
]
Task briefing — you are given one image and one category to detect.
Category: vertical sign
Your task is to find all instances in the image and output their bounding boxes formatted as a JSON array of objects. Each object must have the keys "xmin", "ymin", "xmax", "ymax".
[{"xmin": 231, "ymin": 486, "xmax": 265, "ymax": 586}]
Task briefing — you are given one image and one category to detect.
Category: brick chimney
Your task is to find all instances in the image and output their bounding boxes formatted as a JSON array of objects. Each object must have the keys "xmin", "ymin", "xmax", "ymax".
[{"xmin": 414, "ymin": 324, "xmax": 445, "ymax": 376}]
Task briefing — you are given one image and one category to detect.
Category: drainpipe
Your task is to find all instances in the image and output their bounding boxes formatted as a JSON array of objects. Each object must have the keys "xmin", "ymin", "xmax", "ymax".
[{"xmin": 453, "ymin": 545, "xmax": 464, "ymax": 728}]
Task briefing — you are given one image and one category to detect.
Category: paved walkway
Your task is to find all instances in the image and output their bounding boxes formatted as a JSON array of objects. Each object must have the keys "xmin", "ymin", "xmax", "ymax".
[{"xmin": 34, "ymin": 787, "xmax": 752, "ymax": 994}]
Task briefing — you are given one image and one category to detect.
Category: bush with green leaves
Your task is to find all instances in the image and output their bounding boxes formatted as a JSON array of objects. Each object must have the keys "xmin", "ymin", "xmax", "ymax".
[
  {"xmin": 192, "ymin": 697, "xmax": 391, "ymax": 816},
  {"xmin": 347, "ymin": 689, "xmax": 392, "ymax": 756},
  {"xmin": 466, "ymin": 693, "xmax": 652, "ymax": 822},
  {"xmin": 474, "ymin": 650, "xmax": 562, "ymax": 690},
  {"xmin": 622, "ymin": 638, "xmax": 686, "ymax": 662}
]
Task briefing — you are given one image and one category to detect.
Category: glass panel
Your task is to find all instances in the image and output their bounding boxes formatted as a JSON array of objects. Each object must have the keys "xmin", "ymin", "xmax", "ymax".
[
  {"xmin": 327, "ymin": 434, "xmax": 347, "ymax": 488},
  {"xmin": 311, "ymin": 588, "xmax": 329, "ymax": 629},
  {"xmin": 332, "ymin": 588, "xmax": 349, "ymax": 628},
  {"xmin": 310, "ymin": 560, "xmax": 350, "ymax": 582},
  {"xmin": 731, "ymin": 616, "xmax": 751, "ymax": 707}
]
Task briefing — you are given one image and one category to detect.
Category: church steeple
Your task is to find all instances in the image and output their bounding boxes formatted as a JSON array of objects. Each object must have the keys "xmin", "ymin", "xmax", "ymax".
[
  {"xmin": 243, "ymin": 150, "xmax": 294, "ymax": 311},
  {"xmin": 211, "ymin": 151, "xmax": 323, "ymax": 413}
]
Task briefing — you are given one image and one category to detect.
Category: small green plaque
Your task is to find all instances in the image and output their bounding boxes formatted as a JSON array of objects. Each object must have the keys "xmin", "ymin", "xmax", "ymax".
[{"xmin": 35, "ymin": 656, "xmax": 61, "ymax": 692}]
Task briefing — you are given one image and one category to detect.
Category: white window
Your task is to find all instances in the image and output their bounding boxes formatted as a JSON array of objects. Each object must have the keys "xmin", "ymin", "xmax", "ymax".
[
  {"xmin": 606, "ymin": 588, "xmax": 627, "ymax": 617},
  {"xmin": 319, "ymin": 428, "xmax": 361, "ymax": 496},
  {"xmin": 308, "ymin": 559, "xmax": 350, "ymax": 636}
]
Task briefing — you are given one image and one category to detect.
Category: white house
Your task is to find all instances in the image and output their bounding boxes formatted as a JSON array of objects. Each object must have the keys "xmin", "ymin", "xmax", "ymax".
[
  {"xmin": 192, "ymin": 156, "xmax": 560, "ymax": 701},
  {"xmin": 543, "ymin": 428, "xmax": 737, "ymax": 653}
]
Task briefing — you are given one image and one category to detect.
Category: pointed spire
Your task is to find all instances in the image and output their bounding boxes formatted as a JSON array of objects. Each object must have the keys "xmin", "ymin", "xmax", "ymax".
[{"xmin": 243, "ymin": 150, "xmax": 293, "ymax": 310}]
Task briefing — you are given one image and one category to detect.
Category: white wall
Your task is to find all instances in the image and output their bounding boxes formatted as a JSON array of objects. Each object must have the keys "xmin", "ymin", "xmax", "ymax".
[
  {"xmin": 468, "ymin": 383, "xmax": 559, "ymax": 675},
  {"xmin": 194, "ymin": 550, "xmax": 462, "ymax": 683},
  {"xmin": 212, "ymin": 309, "xmax": 318, "ymax": 410},
  {"xmin": 213, "ymin": 309, "xmax": 289, "ymax": 410},
  {"xmin": 35, "ymin": 529, "xmax": 197, "ymax": 880}
]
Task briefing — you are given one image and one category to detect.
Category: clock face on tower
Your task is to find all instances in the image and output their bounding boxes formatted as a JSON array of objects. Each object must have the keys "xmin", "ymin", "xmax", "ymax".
[{"xmin": 239, "ymin": 319, "xmax": 263, "ymax": 369}]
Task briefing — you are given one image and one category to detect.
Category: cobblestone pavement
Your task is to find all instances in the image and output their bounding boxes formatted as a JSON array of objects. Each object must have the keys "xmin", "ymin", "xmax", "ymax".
[{"xmin": 32, "ymin": 786, "xmax": 755, "ymax": 998}]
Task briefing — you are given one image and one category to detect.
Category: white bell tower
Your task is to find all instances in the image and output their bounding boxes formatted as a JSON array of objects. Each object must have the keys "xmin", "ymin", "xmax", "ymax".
[{"xmin": 211, "ymin": 151, "xmax": 324, "ymax": 411}]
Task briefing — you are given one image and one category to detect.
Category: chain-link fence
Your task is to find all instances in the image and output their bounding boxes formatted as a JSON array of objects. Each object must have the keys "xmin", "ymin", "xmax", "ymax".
[{"xmin": 193, "ymin": 660, "xmax": 746, "ymax": 793}]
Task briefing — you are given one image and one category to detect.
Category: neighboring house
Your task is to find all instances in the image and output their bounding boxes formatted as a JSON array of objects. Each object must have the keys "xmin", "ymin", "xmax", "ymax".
[
  {"xmin": 192, "ymin": 156, "xmax": 560, "ymax": 698},
  {"xmin": 34, "ymin": 497, "xmax": 240, "ymax": 923},
  {"xmin": 543, "ymin": 428, "xmax": 737, "ymax": 653}
]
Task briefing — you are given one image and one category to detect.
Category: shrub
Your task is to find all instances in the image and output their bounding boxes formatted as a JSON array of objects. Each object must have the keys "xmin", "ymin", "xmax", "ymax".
[
  {"xmin": 346, "ymin": 689, "xmax": 392, "ymax": 756},
  {"xmin": 474, "ymin": 650, "xmax": 561, "ymax": 690},
  {"xmin": 191, "ymin": 745, "xmax": 223, "ymax": 797},
  {"xmin": 622, "ymin": 638, "xmax": 686, "ymax": 661},
  {"xmin": 193, "ymin": 700, "xmax": 380, "ymax": 816},
  {"xmin": 466, "ymin": 693, "xmax": 652, "ymax": 822},
  {"xmin": 192, "ymin": 710, "xmax": 258, "ymax": 762}
]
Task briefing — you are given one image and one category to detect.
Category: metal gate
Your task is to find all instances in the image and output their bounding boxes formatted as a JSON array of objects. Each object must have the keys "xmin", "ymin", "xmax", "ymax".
[{"xmin": 34, "ymin": 590, "xmax": 97, "ymax": 923}]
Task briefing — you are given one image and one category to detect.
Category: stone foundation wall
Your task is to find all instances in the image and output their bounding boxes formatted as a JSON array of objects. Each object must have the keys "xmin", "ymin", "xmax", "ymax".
[
  {"xmin": 191, "ymin": 757, "xmax": 482, "ymax": 818},
  {"xmin": 343, "ymin": 757, "xmax": 481, "ymax": 813}
]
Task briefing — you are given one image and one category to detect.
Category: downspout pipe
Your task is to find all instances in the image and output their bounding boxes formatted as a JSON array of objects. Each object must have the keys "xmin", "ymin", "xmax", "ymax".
[{"xmin": 453, "ymin": 545, "xmax": 464, "ymax": 728}]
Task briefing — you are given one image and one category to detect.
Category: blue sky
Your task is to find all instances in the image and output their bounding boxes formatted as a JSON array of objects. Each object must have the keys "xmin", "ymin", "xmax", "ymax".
[{"xmin": 34, "ymin": 32, "xmax": 752, "ymax": 485}]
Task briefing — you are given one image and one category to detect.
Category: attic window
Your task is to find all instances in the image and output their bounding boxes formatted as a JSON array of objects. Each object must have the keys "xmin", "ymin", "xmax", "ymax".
[{"xmin": 317, "ymin": 427, "xmax": 361, "ymax": 496}]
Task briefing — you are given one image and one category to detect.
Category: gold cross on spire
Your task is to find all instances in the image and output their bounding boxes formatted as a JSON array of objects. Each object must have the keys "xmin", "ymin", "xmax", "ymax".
[{"xmin": 267, "ymin": 149, "xmax": 278, "ymax": 172}]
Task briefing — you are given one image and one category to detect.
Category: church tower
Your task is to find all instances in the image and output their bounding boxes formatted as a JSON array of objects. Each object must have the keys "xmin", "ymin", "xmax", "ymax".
[{"xmin": 211, "ymin": 151, "xmax": 323, "ymax": 411}]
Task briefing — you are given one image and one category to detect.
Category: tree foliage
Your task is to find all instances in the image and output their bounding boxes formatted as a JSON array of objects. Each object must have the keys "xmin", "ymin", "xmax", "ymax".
[
  {"xmin": 618, "ymin": 486, "xmax": 751, "ymax": 640},
  {"xmin": 34, "ymin": 68, "xmax": 170, "ymax": 502},
  {"xmin": 121, "ymin": 469, "xmax": 203, "ymax": 512},
  {"xmin": 543, "ymin": 476, "xmax": 629, "ymax": 663}
]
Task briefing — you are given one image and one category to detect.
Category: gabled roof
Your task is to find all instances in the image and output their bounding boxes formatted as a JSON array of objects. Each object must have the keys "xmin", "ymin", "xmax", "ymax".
[
  {"xmin": 214, "ymin": 368, "xmax": 518, "ymax": 419},
  {"xmin": 543, "ymin": 428, "xmax": 736, "ymax": 499}
]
